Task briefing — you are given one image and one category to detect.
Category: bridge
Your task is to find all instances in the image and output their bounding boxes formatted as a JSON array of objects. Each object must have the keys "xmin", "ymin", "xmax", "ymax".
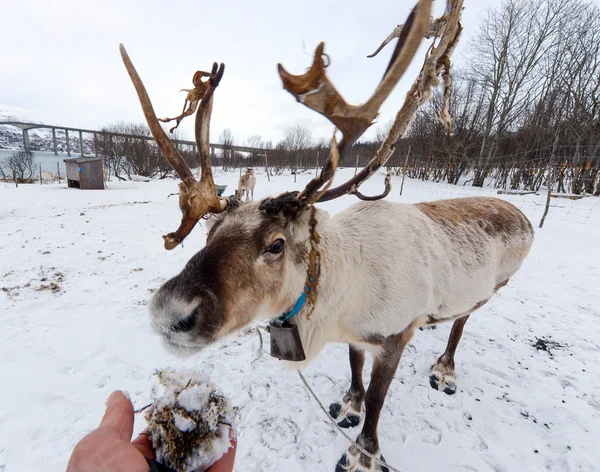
[{"xmin": 0, "ymin": 121, "xmax": 267, "ymax": 157}]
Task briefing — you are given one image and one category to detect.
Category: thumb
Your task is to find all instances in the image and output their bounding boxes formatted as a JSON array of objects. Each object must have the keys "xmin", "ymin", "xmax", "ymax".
[{"xmin": 98, "ymin": 391, "xmax": 135, "ymax": 441}]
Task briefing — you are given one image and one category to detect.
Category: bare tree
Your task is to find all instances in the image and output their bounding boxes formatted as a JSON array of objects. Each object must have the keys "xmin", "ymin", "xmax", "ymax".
[
  {"xmin": 375, "ymin": 119, "xmax": 394, "ymax": 145},
  {"xmin": 2, "ymin": 151, "xmax": 35, "ymax": 183},
  {"xmin": 392, "ymin": 0, "xmax": 600, "ymax": 197},
  {"xmin": 95, "ymin": 122, "xmax": 172, "ymax": 179},
  {"xmin": 219, "ymin": 128, "xmax": 234, "ymax": 171},
  {"xmin": 283, "ymin": 125, "xmax": 313, "ymax": 174},
  {"xmin": 246, "ymin": 134, "xmax": 266, "ymax": 168},
  {"xmin": 469, "ymin": 0, "xmax": 576, "ymax": 186}
]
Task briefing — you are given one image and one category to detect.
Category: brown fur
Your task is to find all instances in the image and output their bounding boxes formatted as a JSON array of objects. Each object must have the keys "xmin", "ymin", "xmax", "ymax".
[
  {"xmin": 416, "ymin": 197, "xmax": 533, "ymax": 240},
  {"xmin": 432, "ymin": 315, "xmax": 470, "ymax": 381},
  {"xmin": 211, "ymin": 218, "xmax": 285, "ymax": 335}
]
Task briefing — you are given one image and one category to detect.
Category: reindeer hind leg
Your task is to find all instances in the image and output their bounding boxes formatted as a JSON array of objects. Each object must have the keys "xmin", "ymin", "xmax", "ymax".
[
  {"xmin": 430, "ymin": 279, "xmax": 509, "ymax": 395},
  {"xmin": 429, "ymin": 315, "xmax": 470, "ymax": 395}
]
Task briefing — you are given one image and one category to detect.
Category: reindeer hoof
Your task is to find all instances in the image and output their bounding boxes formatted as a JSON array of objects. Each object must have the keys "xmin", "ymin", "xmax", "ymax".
[
  {"xmin": 335, "ymin": 453, "xmax": 390, "ymax": 472},
  {"xmin": 339, "ymin": 413, "xmax": 362, "ymax": 428},
  {"xmin": 429, "ymin": 372, "xmax": 457, "ymax": 395},
  {"xmin": 335, "ymin": 453, "xmax": 350, "ymax": 472},
  {"xmin": 329, "ymin": 402, "xmax": 342, "ymax": 419},
  {"xmin": 380, "ymin": 456, "xmax": 390, "ymax": 472},
  {"xmin": 330, "ymin": 400, "xmax": 364, "ymax": 428}
]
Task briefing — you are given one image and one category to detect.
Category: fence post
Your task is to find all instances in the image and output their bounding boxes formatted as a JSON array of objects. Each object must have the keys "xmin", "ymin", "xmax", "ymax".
[
  {"xmin": 39, "ymin": 162, "xmax": 43, "ymax": 185},
  {"xmin": 539, "ymin": 137, "xmax": 559, "ymax": 228},
  {"xmin": 400, "ymin": 145, "xmax": 411, "ymax": 196},
  {"xmin": 264, "ymin": 152, "xmax": 271, "ymax": 182}
]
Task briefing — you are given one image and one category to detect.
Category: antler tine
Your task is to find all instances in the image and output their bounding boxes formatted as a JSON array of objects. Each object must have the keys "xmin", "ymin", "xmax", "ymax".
[
  {"xmin": 120, "ymin": 44, "xmax": 231, "ymax": 250},
  {"xmin": 119, "ymin": 44, "xmax": 196, "ymax": 189},
  {"xmin": 367, "ymin": 25, "xmax": 403, "ymax": 59},
  {"xmin": 317, "ymin": 0, "xmax": 463, "ymax": 203},
  {"xmin": 367, "ymin": 14, "xmax": 450, "ymax": 59},
  {"xmin": 299, "ymin": 134, "xmax": 340, "ymax": 205},
  {"xmin": 280, "ymin": 0, "xmax": 432, "ymax": 205},
  {"xmin": 195, "ymin": 62, "xmax": 225, "ymax": 187},
  {"xmin": 353, "ymin": 171, "xmax": 393, "ymax": 201}
]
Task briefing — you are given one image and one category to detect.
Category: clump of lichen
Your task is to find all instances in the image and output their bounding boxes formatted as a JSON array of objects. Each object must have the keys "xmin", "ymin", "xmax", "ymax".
[{"xmin": 144, "ymin": 369, "xmax": 238, "ymax": 472}]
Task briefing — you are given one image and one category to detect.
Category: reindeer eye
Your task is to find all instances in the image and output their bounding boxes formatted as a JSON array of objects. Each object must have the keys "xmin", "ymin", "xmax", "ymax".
[{"xmin": 268, "ymin": 239, "xmax": 285, "ymax": 254}]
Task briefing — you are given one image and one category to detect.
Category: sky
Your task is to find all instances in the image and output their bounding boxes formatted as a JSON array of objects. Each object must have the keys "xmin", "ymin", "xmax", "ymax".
[{"xmin": 1, "ymin": 0, "xmax": 496, "ymax": 145}]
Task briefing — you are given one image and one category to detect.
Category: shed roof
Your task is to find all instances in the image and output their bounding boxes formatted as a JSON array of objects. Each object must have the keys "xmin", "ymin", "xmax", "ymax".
[{"xmin": 63, "ymin": 157, "xmax": 103, "ymax": 163}]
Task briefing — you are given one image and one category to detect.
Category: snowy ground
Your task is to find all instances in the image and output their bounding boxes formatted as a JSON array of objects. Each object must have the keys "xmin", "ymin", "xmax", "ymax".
[{"xmin": 1, "ymin": 169, "xmax": 599, "ymax": 472}]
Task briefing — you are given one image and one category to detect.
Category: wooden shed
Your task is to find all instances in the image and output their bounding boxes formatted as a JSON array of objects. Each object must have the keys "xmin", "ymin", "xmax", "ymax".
[{"xmin": 63, "ymin": 157, "xmax": 104, "ymax": 190}]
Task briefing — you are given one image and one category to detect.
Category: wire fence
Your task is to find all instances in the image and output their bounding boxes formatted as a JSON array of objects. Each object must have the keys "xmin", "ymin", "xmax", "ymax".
[{"xmin": 394, "ymin": 170, "xmax": 600, "ymax": 228}]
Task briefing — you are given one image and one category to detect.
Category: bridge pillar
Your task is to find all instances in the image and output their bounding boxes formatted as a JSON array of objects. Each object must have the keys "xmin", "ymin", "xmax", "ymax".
[
  {"xmin": 65, "ymin": 129, "xmax": 71, "ymax": 156},
  {"xmin": 93, "ymin": 132, "xmax": 98, "ymax": 157},
  {"xmin": 52, "ymin": 128, "xmax": 58, "ymax": 155},
  {"xmin": 22, "ymin": 129, "xmax": 30, "ymax": 152},
  {"xmin": 79, "ymin": 130, "xmax": 84, "ymax": 156}
]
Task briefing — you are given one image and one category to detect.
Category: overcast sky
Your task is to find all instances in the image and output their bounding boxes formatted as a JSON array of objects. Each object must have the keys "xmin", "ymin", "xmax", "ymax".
[{"xmin": 2, "ymin": 0, "xmax": 497, "ymax": 144}]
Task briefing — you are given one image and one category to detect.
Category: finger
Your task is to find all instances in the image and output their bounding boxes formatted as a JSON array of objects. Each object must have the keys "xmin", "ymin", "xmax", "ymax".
[
  {"xmin": 206, "ymin": 437, "xmax": 237, "ymax": 472},
  {"xmin": 98, "ymin": 391, "xmax": 134, "ymax": 441},
  {"xmin": 132, "ymin": 433, "xmax": 156, "ymax": 460}
]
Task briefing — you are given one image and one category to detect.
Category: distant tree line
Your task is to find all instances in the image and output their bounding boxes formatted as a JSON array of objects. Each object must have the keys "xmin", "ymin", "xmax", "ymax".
[
  {"xmin": 389, "ymin": 0, "xmax": 600, "ymax": 195},
  {"xmin": 94, "ymin": 122, "xmax": 198, "ymax": 180}
]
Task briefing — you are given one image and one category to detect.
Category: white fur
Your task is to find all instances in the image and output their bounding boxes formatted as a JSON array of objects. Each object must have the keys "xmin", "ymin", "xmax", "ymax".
[
  {"xmin": 150, "ymin": 198, "xmax": 533, "ymax": 370},
  {"xmin": 283, "ymin": 200, "xmax": 533, "ymax": 369},
  {"xmin": 41, "ymin": 171, "xmax": 54, "ymax": 183}
]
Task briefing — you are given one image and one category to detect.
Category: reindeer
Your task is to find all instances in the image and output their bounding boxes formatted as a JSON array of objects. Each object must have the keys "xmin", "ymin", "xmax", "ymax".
[
  {"xmin": 121, "ymin": 1, "xmax": 533, "ymax": 470},
  {"xmin": 41, "ymin": 170, "xmax": 55, "ymax": 183},
  {"xmin": 236, "ymin": 167, "xmax": 256, "ymax": 202}
]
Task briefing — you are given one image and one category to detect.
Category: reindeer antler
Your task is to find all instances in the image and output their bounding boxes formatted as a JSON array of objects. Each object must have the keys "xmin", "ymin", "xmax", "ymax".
[
  {"xmin": 367, "ymin": 14, "xmax": 449, "ymax": 59},
  {"xmin": 120, "ymin": 45, "xmax": 233, "ymax": 250},
  {"xmin": 270, "ymin": 0, "xmax": 463, "ymax": 207},
  {"xmin": 275, "ymin": 0, "xmax": 431, "ymax": 205},
  {"xmin": 158, "ymin": 70, "xmax": 213, "ymax": 133}
]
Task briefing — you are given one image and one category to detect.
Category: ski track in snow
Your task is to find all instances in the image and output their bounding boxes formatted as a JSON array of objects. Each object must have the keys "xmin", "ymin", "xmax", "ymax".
[{"xmin": 1, "ymin": 169, "xmax": 599, "ymax": 472}]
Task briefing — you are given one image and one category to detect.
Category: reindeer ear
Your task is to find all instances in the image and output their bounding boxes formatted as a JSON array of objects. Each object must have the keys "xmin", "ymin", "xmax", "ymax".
[{"xmin": 259, "ymin": 192, "xmax": 301, "ymax": 218}]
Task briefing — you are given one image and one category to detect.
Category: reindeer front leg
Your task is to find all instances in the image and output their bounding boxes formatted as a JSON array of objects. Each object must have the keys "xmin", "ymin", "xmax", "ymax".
[
  {"xmin": 336, "ymin": 324, "xmax": 416, "ymax": 472},
  {"xmin": 330, "ymin": 345, "xmax": 366, "ymax": 428}
]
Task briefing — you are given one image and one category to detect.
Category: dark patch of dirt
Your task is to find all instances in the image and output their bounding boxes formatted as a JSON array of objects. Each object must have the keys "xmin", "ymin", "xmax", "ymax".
[{"xmin": 532, "ymin": 336, "xmax": 566, "ymax": 356}]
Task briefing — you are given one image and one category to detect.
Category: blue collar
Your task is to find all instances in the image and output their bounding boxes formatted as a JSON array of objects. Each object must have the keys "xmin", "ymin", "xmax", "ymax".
[{"xmin": 279, "ymin": 291, "xmax": 308, "ymax": 322}]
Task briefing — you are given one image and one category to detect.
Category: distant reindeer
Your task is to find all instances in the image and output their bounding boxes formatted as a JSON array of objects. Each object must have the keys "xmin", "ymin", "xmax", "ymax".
[
  {"xmin": 236, "ymin": 167, "xmax": 256, "ymax": 202},
  {"xmin": 121, "ymin": 2, "xmax": 533, "ymax": 470},
  {"xmin": 41, "ymin": 171, "xmax": 54, "ymax": 183}
]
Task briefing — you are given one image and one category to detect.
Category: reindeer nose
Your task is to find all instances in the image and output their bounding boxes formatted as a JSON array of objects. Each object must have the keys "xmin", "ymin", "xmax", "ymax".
[{"xmin": 170, "ymin": 311, "xmax": 197, "ymax": 333}]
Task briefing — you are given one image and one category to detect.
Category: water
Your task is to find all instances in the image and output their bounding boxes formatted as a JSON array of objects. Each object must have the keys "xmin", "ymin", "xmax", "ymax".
[{"xmin": 0, "ymin": 149, "xmax": 96, "ymax": 176}]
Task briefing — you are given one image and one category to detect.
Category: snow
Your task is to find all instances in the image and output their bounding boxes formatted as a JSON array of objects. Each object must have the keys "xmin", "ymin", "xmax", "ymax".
[
  {"xmin": 0, "ymin": 104, "xmax": 55, "ymax": 124},
  {"xmin": 1, "ymin": 169, "xmax": 599, "ymax": 472},
  {"xmin": 146, "ymin": 368, "xmax": 237, "ymax": 471},
  {"xmin": 173, "ymin": 413, "xmax": 196, "ymax": 433}
]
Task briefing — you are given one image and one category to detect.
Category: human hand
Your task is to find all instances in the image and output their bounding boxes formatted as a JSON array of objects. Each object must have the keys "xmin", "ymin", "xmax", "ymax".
[
  {"xmin": 67, "ymin": 391, "xmax": 237, "ymax": 472},
  {"xmin": 67, "ymin": 391, "xmax": 154, "ymax": 472}
]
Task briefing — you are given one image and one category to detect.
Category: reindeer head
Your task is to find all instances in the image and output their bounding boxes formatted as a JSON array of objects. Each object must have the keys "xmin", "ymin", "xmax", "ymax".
[
  {"xmin": 149, "ymin": 201, "xmax": 331, "ymax": 354},
  {"xmin": 120, "ymin": 0, "xmax": 463, "ymax": 355}
]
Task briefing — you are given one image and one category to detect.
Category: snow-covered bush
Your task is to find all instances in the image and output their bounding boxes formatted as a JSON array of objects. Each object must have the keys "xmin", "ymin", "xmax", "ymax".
[{"xmin": 144, "ymin": 368, "xmax": 238, "ymax": 472}]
